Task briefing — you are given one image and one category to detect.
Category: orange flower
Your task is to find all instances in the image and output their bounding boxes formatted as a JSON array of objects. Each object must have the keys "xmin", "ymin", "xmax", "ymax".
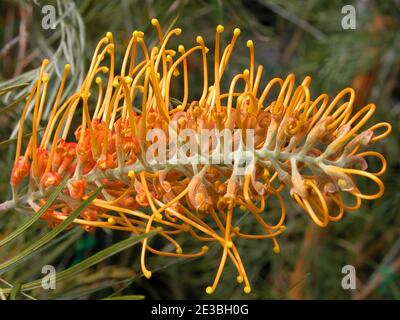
[
  {"xmin": 3, "ymin": 19, "xmax": 391, "ymax": 295},
  {"xmin": 10, "ymin": 156, "xmax": 30, "ymax": 186}
]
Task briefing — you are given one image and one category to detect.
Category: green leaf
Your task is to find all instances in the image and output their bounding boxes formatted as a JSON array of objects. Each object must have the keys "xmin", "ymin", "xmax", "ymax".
[
  {"xmin": 8, "ymin": 283, "xmax": 21, "ymax": 300},
  {"xmin": 0, "ymin": 186, "xmax": 103, "ymax": 275},
  {"xmin": 103, "ymin": 295, "xmax": 145, "ymax": 300},
  {"xmin": 0, "ymin": 93, "xmax": 29, "ymax": 116},
  {"xmin": 0, "ymin": 178, "xmax": 68, "ymax": 248},
  {"xmin": 6, "ymin": 228, "xmax": 158, "ymax": 293},
  {"xmin": 14, "ymin": 228, "xmax": 83, "ymax": 284},
  {"xmin": 51, "ymin": 279, "xmax": 124, "ymax": 300},
  {"xmin": 0, "ymin": 83, "xmax": 30, "ymax": 97},
  {"xmin": 0, "ymin": 127, "xmax": 45, "ymax": 149}
]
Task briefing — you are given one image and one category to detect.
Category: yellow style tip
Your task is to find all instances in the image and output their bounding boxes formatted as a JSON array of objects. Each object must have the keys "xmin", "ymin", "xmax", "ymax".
[
  {"xmin": 201, "ymin": 246, "xmax": 209, "ymax": 253},
  {"xmin": 178, "ymin": 45, "xmax": 185, "ymax": 53},
  {"xmin": 64, "ymin": 64, "xmax": 71, "ymax": 72},
  {"xmin": 246, "ymin": 40, "xmax": 253, "ymax": 47},
  {"xmin": 175, "ymin": 28, "xmax": 182, "ymax": 36},
  {"xmin": 196, "ymin": 35, "xmax": 204, "ymax": 44},
  {"xmin": 176, "ymin": 248, "xmax": 183, "ymax": 254},
  {"xmin": 128, "ymin": 170, "xmax": 135, "ymax": 179},
  {"xmin": 42, "ymin": 74, "xmax": 49, "ymax": 83},
  {"xmin": 236, "ymin": 275, "xmax": 243, "ymax": 284},
  {"xmin": 206, "ymin": 286, "xmax": 214, "ymax": 294},
  {"xmin": 144, "ymin": 270, "xmax": 152, "ymax": 279},
  {"xmin": 95, "ymin": 76, "xmax": 102, "ymax": 84},
  {"xmin": 155, "ymin": 213, "xmax": 163, "ymax": 220},
  {"xmin": 233, "ymin": 28, "xmax": 241, "ymax": 36},
  {"xmin": 124, "ymin": 76, "xmax": 133, "ymax": 84},
  {"xmin": 244, "ymin": 286, "xmax": 251, "ymax": 294},
  {"xmin": 227, "ymin": 241, "xmax": 233, "ymax": 248},
  {"xmin": 273, "ymin": 245, "xmax": 280, "ymax": 254},
  {"xmin": 81, "ymin": 92, "xmax": 91, "ymax": 99},
  {"xmin": 108, "ymin": 217, "xmax": 116, "ymax": 225},
  {"xmin": 216, "ymin": 25, "xmax": 224, "ymax": 33},
  {"xmin": 151, "ymin": 18, "xmax": 159, "ymax": 26},
  {"xmin": 106, "ymin": 32, "xmax": 113, "ymax": 41}
]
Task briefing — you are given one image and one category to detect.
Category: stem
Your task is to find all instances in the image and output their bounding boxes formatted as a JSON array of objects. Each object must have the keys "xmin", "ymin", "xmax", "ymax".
[{"xmin": 0, "ymin": 200, "xmax": 15, "ymax": 213}]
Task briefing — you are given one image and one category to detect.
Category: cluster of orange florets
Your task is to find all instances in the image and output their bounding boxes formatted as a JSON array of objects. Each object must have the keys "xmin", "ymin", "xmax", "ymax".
[{"xmin": 7, "ymin": 19, "xmax": 390, "ymax": 294}]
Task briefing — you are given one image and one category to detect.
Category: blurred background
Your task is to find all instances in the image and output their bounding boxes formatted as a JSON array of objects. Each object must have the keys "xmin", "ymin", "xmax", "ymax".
[{"xmin": 0, "ymin": 0, "xmax": 399, "ymax": 300}]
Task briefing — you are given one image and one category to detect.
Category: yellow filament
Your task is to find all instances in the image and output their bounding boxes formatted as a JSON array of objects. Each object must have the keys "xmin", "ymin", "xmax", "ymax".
[
  {"xmin": 219, "ymin": 28, "xmax": 241, "ymax": 76},
  {"xmin": 206, "ymin": 204, "xmax": 233, "ymax": 294},
  {"xmin": 330, "ymin": 104, "xmax": 375, "ymax": 151},
  {"xmin": 333, "ymin": 167, "xmax": 385, "ymax": 200},
  {"xmin": 213, "ymin": 25, "xmax": 224, "ymax": 113},
  {"xmin": 196, "ymin": 36, "xmax": 209, "ymax": 108},
  {"xmin": 41, "ymin": 64, "xmax": 70, "ymax": 149},
  {"xmin": 258, "ymin": 77, "xmax": 283, "ymax": 110},
  {"xmin": 246, "ymin": 40, "xmax": 254, "ymax": 87},
  {"xmin": 356, "ymin": 151, "xmax": 387, "ymax": 176},
  {"xmin": 368, "ymin": 122, "xmax": 392, "ymax": 143}
]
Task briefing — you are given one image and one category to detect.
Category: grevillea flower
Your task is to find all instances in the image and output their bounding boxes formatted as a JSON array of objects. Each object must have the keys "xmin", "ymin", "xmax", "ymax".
[{"xmin": 3, "ymin": 19, "xmax": 391, "ymax": 294}]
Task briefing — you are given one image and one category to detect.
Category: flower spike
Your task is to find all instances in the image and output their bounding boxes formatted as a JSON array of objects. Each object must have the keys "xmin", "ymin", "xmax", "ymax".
[{"xmin": 4, "ymin": 19, "xmax": 391, "ymax": 295}]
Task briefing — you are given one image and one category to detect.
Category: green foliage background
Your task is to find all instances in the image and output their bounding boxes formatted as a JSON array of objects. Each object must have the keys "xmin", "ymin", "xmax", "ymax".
[{"xmin": 0, "ymin": 0, "xmax": 399, "ymax": 300}]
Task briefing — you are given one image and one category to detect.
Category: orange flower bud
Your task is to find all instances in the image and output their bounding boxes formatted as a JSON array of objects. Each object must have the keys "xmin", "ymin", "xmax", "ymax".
[
  {"xmin": 10, "ymin": 157, "xmax": 30, "ymax": 185},
  {"xmin": 68, "ymin": 178, "xmax": 87, "ymax": 199},
  {"xmin": 40, "ymin": 172, "xmax": 61, "ymax": 188}
]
